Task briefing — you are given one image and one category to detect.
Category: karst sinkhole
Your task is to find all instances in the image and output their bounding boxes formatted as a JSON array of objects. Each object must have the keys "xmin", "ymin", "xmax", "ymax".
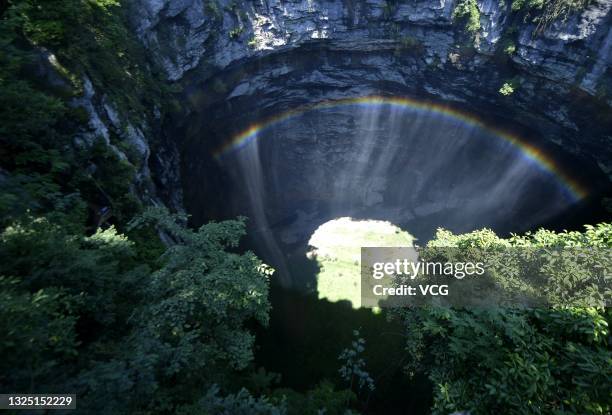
[{"xmin": 167, "ymin": 50, "xmax": 610, "ymax": 290}]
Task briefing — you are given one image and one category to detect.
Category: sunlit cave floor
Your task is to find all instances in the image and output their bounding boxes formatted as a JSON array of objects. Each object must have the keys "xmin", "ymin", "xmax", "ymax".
[{"xmin": 305, "ymin": 217, "xmax": 413, "ymax": 307}]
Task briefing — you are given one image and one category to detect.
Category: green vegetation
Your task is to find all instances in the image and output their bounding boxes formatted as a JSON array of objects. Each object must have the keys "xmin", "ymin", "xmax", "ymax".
[
  {"xmin": 10, "ymin": 0, "xmax": 163, "ymax": 117},
  {"xmin": 396, "ymin": 224, "xmax": 611, "ymax": 414},
  {"xmin": 389, "ymin": 25, "xmax": 426, "ymax": 57},
  {"xmin": 494, "ymin": 1, "xmax": 591, "ymax": 62},
  {"xmin": 338, "ymin": 330, "xmax": 375, "ymax": 395},
  {"xmin": 499, "ymin": 81, "xmax": 516, "ymax": 95},
  {"xmin": 453, "ymin": 0, "xmax": 481, "ymax": 34},
  {"xmin": 0, "ymin": 2, "xmax": 358, "ymax": 412},
  {"xmin": 0, "ymin": 209, "xmax": 276, "ymax": 412},
  {"xmin": 499, "ymin": 77, "xmax": 521, "ymax": 95},
  {"xmin": 511, "ymin": 0, "xmax": 592, "ymax": 33},
  {"xmin": 212, "ymin": 78, "xmax": 229, "ymax": 93},
  {"xmin": 503, "ymin": 41, "xmax": 517, "ymax": 55},
  {"xmin": 230, "ymin": 25, "xmax": 244, "ymax": 40}
]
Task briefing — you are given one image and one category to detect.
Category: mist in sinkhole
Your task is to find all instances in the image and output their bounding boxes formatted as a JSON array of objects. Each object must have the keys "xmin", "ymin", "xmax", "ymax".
[{"xmin": 222, "ymin": 103, "xmax": 575, "ymax": 287}]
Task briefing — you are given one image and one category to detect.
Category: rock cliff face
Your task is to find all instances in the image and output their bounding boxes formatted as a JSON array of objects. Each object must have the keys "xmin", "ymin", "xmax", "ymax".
[
  {"xmin": 68, "ymin": 71, "xmax": 184, "ymax": 214},
  {"xmin": 128, "ymin": 0, "xmax": 611, "ymax": 227},
  {"xmin": 133, "ymin": 0, "xmax": 611, "ymax": 91}
]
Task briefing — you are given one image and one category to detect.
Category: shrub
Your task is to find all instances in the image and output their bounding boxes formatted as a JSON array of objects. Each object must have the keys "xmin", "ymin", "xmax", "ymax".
[
  {"xmin": 503, "ymin": 42, "xmax": 517, "ymax": 55},
  {"xmin": 453, "ymin": 0, "xmax": 481, "ymax": 34},
  {"xmin": 499, "ymin": 81, "xmax": 515, "ymax": 95},
  {"xmin": 338, "ymin": 329, "xmax": 375, "ymax": 394},
  {"xmin": 511, "ymin": 0, "xmax": 592, "ymax": 33},
  {"xmin": 230, "ymin": 26, "xmax": 244, "ymax": 40}
]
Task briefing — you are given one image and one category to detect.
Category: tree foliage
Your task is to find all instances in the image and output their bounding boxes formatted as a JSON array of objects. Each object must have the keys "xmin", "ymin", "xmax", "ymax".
[
  {"xmin": 338, "ymin": 329, "xmax": 375, "ymax": 394},
  {"xmin": 0, "ymin": 209, "xmax": 275, "ymax": 413},
  {"xmin": 176, "ymin": 385, "xmax": 287, "ymax": 415},
  {"xmin": 453, "ymin": 0, "xmax": 481, "ymax": 34},
  {"xmin": 396, "ymin": 224, "xmax": 612, "ymax": 415}
]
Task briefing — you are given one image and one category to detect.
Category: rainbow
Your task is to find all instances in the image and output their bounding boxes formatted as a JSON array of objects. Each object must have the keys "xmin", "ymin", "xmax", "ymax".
[{"xmin": 214, "ymin": 95, "xmax": 588, "ymax": 200}]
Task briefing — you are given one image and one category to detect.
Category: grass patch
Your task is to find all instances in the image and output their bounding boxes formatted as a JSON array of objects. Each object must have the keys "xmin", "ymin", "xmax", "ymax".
[
  {"xmin": 453, "ymin": 0, "xmax": 481, "ymax": 34},
  {"xmin": 307, "ymin": 217, "xmax": 414, "ymax": 307}
]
